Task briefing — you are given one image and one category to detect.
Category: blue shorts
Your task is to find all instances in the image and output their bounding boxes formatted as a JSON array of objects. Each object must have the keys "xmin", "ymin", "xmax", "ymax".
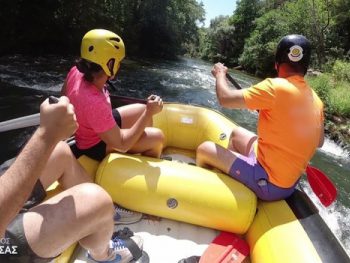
[{"xmin": 229, "ymin": 149, "xmax": 297, "ymax": 201}]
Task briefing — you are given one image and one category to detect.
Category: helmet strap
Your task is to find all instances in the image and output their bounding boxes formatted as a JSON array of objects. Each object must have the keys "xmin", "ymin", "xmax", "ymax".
[{"xmin": 107, "ymin": 59, "xmax": 115, "ymax": 76}]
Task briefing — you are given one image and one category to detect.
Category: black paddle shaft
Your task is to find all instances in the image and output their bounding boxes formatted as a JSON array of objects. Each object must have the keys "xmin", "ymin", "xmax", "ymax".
[
  {"xmin": 48, "ymin": 96, "xmax": 59, "ymax": 104},
  {"xmin": 225, "ymin": 73, "xmax": 242, "ymax": 90}
]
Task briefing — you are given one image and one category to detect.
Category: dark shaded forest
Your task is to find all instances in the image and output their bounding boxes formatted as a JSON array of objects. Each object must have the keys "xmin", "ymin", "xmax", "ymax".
[
  {"xmin": 0, "ymin": 0, "xmax": 205, "ymax": 59},
  {"xmin": 1, "ymin": 0, "xmax": 349, "ymax": 77},
  {"xmin": 0, "ymin": 0, "xmax": 349, "ymax": 146}
]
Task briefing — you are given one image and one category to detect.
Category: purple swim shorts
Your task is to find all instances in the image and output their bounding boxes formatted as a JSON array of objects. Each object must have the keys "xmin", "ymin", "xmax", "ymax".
[{"xmin": 228, "ymin": 149, "xmax": 298, "ymax": 201}]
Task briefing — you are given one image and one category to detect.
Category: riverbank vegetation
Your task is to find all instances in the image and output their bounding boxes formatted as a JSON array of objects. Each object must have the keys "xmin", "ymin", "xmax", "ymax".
[
  {"xmin": 193, "ymin": 0, "xmax": 350, "ymax": 149},
  {"xmin": 0, "ymin": 0, "xmax": 349, "ymax": 149},
  {"xmin": 307, "ymin": 60, "xmax": 350, "ymax": 151},
  {"xmin": 0, "ymin": 0, "xmax": 205, "ymax": 59}
]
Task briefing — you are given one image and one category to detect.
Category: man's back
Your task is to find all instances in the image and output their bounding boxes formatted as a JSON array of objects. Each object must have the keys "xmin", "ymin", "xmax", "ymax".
[{"xmin": 243, "ymin": 75, "xmax": 324, "ymax": 188}]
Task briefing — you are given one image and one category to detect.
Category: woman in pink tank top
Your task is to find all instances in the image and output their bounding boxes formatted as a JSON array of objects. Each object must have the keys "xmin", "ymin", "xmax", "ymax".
[{"xmin": 61, "ymin": 29, "xmax": 164, "ymax": 161}]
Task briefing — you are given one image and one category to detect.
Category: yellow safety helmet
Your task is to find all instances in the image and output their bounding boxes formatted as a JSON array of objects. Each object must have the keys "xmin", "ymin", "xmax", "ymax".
[{"xmin": 81, "ymin": 29, "xmax": 125, "ymax": 77}]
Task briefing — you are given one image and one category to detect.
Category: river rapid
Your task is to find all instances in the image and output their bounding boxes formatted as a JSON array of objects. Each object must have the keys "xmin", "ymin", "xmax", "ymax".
[{"xmin": 0, "ymin": 55, "xmax": 349, "ymax": 255}]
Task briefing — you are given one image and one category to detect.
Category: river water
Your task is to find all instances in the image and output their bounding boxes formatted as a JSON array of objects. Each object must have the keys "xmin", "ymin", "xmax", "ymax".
[{"xmin": 0, "ymin": 55, "xmax": 349, "ymax": 255}]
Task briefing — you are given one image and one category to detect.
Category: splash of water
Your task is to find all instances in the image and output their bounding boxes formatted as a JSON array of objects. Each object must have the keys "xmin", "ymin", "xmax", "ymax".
[
  {"xmin": 321, "ymin": 138, "xmax": 350, "ymax": 159},
  {"xmin": 301, "ymin": 180, "xmax": 350, "ymax": 256}
]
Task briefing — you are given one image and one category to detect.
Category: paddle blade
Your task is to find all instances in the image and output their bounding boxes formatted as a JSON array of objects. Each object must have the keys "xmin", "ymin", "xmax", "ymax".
[
  {"xmin": 199, "ymin": 231, "xmax": 249, "ymax": 263},
  {"xmin": 306, "ymin": 165, "xmax": 337, "ymax": 207}
]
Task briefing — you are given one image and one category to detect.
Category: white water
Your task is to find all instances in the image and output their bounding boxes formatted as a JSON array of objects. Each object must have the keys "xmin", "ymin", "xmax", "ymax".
[
  {"xmin": 311, "ymin": 139, "xmax": 350, "ymax": 255},
  {"xmin": 321, "ymin": 138, "xmax": 350, "ymax": 159},
  {"xmin": 301, "ymin": 179, "xmax": 350, "ymax": 256}
]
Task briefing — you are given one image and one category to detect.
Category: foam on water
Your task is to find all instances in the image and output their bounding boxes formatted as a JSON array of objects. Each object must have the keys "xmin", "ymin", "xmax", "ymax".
[
  {"xmin": 301, "ymin": 181, "xmax": 350, "ymax": 256},
  {"xmin": 320, "ymin": 138, "xmax": 350, "ymax": 159}
]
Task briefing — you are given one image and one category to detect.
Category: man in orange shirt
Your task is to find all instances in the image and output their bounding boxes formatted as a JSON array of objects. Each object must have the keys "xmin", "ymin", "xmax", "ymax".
[{"xmin": 196, "ymin": 35, "xmax": 324, "ymax": 201}]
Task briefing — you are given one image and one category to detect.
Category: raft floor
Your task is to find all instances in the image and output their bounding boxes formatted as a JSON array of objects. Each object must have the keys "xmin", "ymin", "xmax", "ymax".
[
  {"xmin": 71, "ymin": 217, "xmax": 219, "ymax": 263},
  {"xmin": 69, "ymin": 153, "xmax": 250, "ymax": 263}
]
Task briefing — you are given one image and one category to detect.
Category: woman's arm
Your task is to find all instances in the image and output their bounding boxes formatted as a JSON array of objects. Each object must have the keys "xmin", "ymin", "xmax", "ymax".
[{"xmin": 99, "ymin": 95, "xmax": 162, "ymax": 152}]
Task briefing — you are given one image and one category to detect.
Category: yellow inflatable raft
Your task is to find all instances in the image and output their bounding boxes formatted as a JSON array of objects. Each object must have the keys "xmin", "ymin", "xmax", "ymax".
[
  {"xmin": 96, "ymin": 104, "xmax": 257, "ymax": 234},
  {"xmin": 52, "ymin": 103, "xmax": 349, "ymax": 263},
  {"xmin": 96, "ymin": 153, "xmax": 256, "ymax": 234}
]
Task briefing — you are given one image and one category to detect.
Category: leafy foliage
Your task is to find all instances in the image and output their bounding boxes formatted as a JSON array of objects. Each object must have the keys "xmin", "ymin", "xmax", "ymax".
[
  {"xmin": 239, "ymin": 10, "xmax": 288, "ymax": 77},
  {"xmin": 229, "ymin": 0, "xmax": 262, "ymax": 64},
  {"xmin": 196, "ymin": 0, "xmax": 349, "ymax": 77},
  {"xmin": 331, "ymin": 60, "xmax": 350, "ymax": 82},
  {"xmin": 0, "ymin": 0, "xmax": 204, "ymax": 58},
  {"xmin": 307, "ymin": 74, "xmax": 333, "ymax": 113},
  {"xmin": 0, "ymin": 0, "xmax": 348, "ymax": 76},
  {"xmin": 308, "ymin": 72, "xmax": 350, "ymax": 117},
  {"xmin": 331, "ymin": 0, "xmax": 350, "ymax": 58},
  {"xmin": 199, "ymin": 16, "xmax": 236, "ymax": 64},
  {"xmin": 198, "ymin": 0, "xmax": 261, "ymax": 67}
]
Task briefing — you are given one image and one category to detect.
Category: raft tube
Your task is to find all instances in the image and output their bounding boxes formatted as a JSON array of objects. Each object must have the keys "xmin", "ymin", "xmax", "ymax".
[
  {"xmin": 77, "ymin": 103, "xmax": 349, "ymax": 262},
  {"xmin": 96, "ymin": 153, "xmax": 257, "ymax": 234},
  {"xmin": 246, "ymin": 190, "xmax": 350, "ymax": 263}
]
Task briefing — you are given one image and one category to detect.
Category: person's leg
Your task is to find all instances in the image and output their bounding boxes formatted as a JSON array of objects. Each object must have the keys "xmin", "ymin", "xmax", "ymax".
[
  {"xmin": 117, "ymin": 104, "xmax": 152, "ymax": 127},
  {"xmin": 126, "ymin": 127, "xmax": 164, "ymax": 158},
  {"xmin": 227, "ymin": 126, "xmax": 257, "ymax": 156},
  {"xmin": 197, "ymin": 138, "xmax": 296, "ymax": 201},
  {"xmin": 23, "ymin": 183, "xmax": 115, "ymax": 260},
  {"xmin": 38, "ymin": 141, "xmax": 93, "ymax": 190},
  {"xmin": 196, "ymin": 126, "xmax": 257, "ymax": 173},
  {"xmin": 196, "ymin": 142, "xmax": 238, "ymax": 173},
  {"xmin": 115, "ymin": 105, "xmax": 164, "ymax": 158}
]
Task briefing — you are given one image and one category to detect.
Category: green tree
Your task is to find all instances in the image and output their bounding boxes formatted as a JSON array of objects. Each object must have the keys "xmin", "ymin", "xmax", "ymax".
[
  {"xmin": 331, "ymin": 0, "xmax": 350, "ymax": 58},
  {"xmin": 239, "ymin": 0, "xmax": 340, "ymax": 76},
  {"xmin": 130, "ymin": 0, "xmax": 204, "ymax": 58},
  {"xmin": 229, "ymin": 0, "xmax": 261, "ymax": 64},
  {"xmin": 282, "ymin": 0, "xmax": 331, "ymax": 65},
  {"xmin": 239, "ymin": 10, "xmax": 289, "ymax": 76},
  {"xmin": 199, "ymin": 16, "xmax": 237, "ymax": 65}
]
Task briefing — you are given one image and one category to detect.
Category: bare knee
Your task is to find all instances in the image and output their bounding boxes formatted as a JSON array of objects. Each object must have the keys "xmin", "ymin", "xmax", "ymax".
[
  {"xmin": 229, "ymin": 127, "xmax": 257, "ymax": 155},
  {"xmin": 23, "ymin": 184, "xmax": 114, "ymax": 258},
  {"xmin": 52, "ymin": 141, "xmax": 78, "ymax": 171},
  {"xmin": 228, "ymin": 127, "xmax": 241, "ymax": 149},
  {"xmin": 150, "ymin": 128, "xmax": 165, "ymax": 145},
  {"xmin": 78, "ymin": 183, "xmax": 113, "ymax": 207},
  {"xmin": 197, "ymin": 141, "xmax": 214, "ymax": 155},
  {"xmin": 196, "ymin": 141, "xmax": 215, "ymax": 166},
  {"xmin": 76, "ymin": 183, "xmax": 114, "ymax": 220},
  {"xmin": 144, "ymin": 127, "xmax": 165, "ymax": 151},
  {"xmin": 39, "ymin": 142, "xmax": 74, "ymax": 188},
  {"xmin": 54, "ymin": 141, "xmax": 72, "ymax": 160}
]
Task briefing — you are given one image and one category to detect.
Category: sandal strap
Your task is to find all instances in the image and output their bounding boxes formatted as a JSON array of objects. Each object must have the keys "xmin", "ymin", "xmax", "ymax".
[
  {"xmin": 122, "ymin": 237, "xmax": 143, "ymax": 260},
  {"xmin": 113, "ymin": 227, "xmax": 134, "ymax": 239},
  {"xmin": 178, "ymin": 255, "xmax": 200, "ymax": 263},
  {"xmin": 113, "ymin": 227, "xmax": 142, "ymax": 260}
]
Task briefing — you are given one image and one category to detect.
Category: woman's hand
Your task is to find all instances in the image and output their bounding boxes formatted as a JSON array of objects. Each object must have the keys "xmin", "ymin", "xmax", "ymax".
[{"xmin": 146, "ymin": 95, "xmax": 163, "ymax": 116}]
